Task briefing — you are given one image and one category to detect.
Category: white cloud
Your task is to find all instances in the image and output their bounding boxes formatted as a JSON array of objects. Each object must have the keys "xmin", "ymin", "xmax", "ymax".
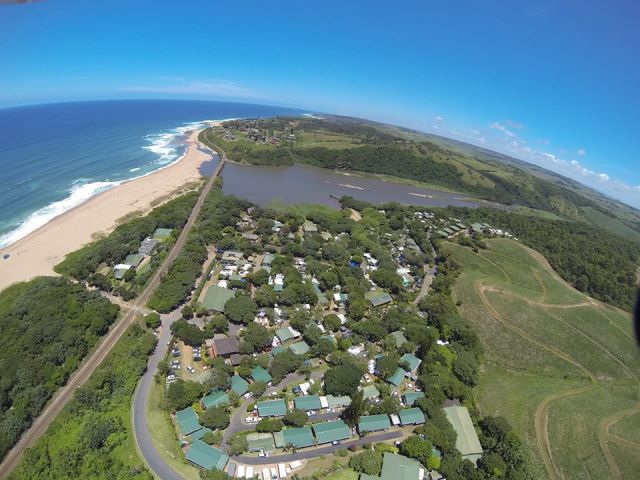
[
  {"xmin": 119, "ymin": 79, "xmax": 255, "ymax": 98},
  {"xmin": 577, "ymin": 148, "xmax": 586, "ymax": 156},
  {"xmin": 597, "ymin": 173, "xmax": 610, "ymax": 181},
  {"xmin": 506, "ymin": 120, "xmax": 524, "ymax": 129},
  {"xmin": 434, "ymin": 115, "xmax": 444, "ymax": 122},
  {"xmin": 490, "ymin": 122, "xmax": 516, "ymax": 137}
]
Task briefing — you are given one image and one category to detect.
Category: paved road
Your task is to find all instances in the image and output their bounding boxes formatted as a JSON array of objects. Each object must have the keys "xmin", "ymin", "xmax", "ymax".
[
  {"xmin": 132, "ymin": 148, "xmax": 226, "ymax": 479},
  {"xmin": 413, "ymin": 239, "xmax": 437, "ymax": 306},
  {"xmin": 231, "ymin": 431, "xmax": 402, "ymax": 465},
  {"xmin": 0, "ymin": 136, "xmax": 224, "ymax": 479}
]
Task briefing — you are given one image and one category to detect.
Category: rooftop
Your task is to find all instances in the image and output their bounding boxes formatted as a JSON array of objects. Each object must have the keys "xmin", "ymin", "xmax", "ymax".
[
  {"xmin": 202, "ymin": 390, "xmax": 229, "ymax": 409},
  {"xmin": 230, "ymin": 375, "xmax": 249, "ymax": 396},
  {"xmin": 185, "ymin": 440, "xmax": 229, "ymax": 471},
  {"xmin": 365, "ymin": 289, "xmax": 393, "ymax": 307},
  {"xmin": 444, "ymin": 405, "xmax": 484, "ymax": 465},
  {"xmin": 313, "ymin": 420, "xmax": 351, "ymax": 445},
  {"xmin": 257, "ymin": 399, "xmax": 287, "ymax": 417},
  {"xmin": 251, "ymin": 366, "xmax": 273, "ymax": 384},
  {"xmin": 380, "ymin": 453, "xmax": 421, "ymax": 480},
  {"xmin": 289, "ymin": 340, "xmax": 310, "ymax": 355},
  {"xmin": 212, "ymin": 336, "xmax": 239, "ymax": 356},
  {"xmin": 282, "ymin": 426, "xmax": 315, "ymax": 448},
  {"xmin": 358, "ymin": 414, "xmax": 391, "ymax": 433},
  {"xmin": 294, "ymin": 395, "xmax": 322, "ymax": 411},
  {"xmin": 387, "ymin": 367, "xmax": 407, "ymax": 387},
  {"xmin": 361, "ymin": 385, "xmax": 380, "ymax": 401},
  {"xmin": 402, "ymin": 391, "xmax": 425, "ymax": 407},
  {"xmin": 390, "ymin": 331, "xmax": 407, "ymax": 347},
  {"xmin": 398, "ymin": 407, "xmax": 426, "ymax": 426},
  {"xmin": 202, "ymin": 286, "xmax": 235, "ymax": 312},
  {"xmin": 175, "ymin": 407, "xmax": 201, "ymax": 436},
  {"xmin": 275, "ymin": 326, "xmax": 298, "ymax": 342},
  {"xmin": 246, "ymin": 432, "xmax": 276, "ymax": 452},
  {"xmin": 400, "ymin": 353, "xmax": 421, "ymax": 372}
]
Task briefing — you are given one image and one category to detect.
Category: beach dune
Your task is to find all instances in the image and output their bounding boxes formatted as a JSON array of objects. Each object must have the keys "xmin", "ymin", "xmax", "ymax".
[{"xmin": 0, "ymin": 128, "xmax": 216, "ymax": 292}]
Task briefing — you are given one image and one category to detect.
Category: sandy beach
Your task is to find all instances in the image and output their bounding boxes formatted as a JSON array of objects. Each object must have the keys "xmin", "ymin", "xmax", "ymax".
[{"xmin": 0, "ymin": 127, "xmax": 218, "ymax": 292}]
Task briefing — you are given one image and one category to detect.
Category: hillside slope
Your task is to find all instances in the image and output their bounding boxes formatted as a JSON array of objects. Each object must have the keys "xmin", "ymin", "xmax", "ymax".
[{"xmin": 446, "ymin": 239, "xmax": 640, "ymax": 479}]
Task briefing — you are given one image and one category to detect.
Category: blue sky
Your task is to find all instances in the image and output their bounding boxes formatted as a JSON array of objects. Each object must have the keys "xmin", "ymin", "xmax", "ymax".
[{"xmin": 1, "ymin": 0, "xmax": 639, "ymax": 207}]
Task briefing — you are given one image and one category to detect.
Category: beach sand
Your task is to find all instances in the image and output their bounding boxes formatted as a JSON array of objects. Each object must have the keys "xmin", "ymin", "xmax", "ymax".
[{"xmin": 0, "ymin": 127, "xmax": 218, "ymax": 292}]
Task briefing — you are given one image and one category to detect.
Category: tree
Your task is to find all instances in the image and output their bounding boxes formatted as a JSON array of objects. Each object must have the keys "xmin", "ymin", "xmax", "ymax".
[
  {"xmin": 342, "ymin": 391, "xmax": 366, "ymax": 427},
  {"xmin": 324, "ymin": 364, "xmax": 364, "ymax": 396},
  {"xmin": 201, "ymin": 430, "xmax": 223, "ymax": 445},
  {"xmin": 224, "ymin": 296, "xmax": 258, "ymax": 325},
  {"xmin": 145, "ymin": 312, "xmax": 161, "ymax": 329},
  {"xmin": 228, "ymin": 433, "xmax": 248, "ymax": 455},
  {"xmin": 255, "ymin": 285, "xmax": 277, "ymax": 308},
  {"xmin": 348, "ymin": 450, "xmax": 383, "ymax": 476},
  {"xmin": 170, "ymin": 319, "xmax": 205, "ymax": 346},
  {"xmin": 249, "ymin": 381, "xmax": 267, "ymax": 397},
  {"xmin": 270, "ymin": 350, "xmax": 304, "ymax": 383},
  {"xmin": 376, "ymin": 353, "xmax": 400, "ymax": 379},
  {"xmin": 322, "ymin": 314, "xmax": 341, "ymax": 332},
  {"xmin": 347, "ymin": 297, "xmax": 368, "ymax": 321},
  {"xmin": 400, "ymin": 435, "xmax": 433, "ymax": 465},
  {"xmin": 248, "ymin": 268, "xmax": 270, "ymax": 287},
  {"xmin": 241, "ymin": 323, "xmax": 272, "ymax": 353},
  {"xmin": 256, "ymin": 418, "xmax": 283, "ymax": 433},
  {"xmin": 200, "ymin": 468, "xmax": 233, "ymax": 480},
  {"xmin": 284, "ymin": 409, "xmax": 308, "ymax": 427},
  {"xmin": 181, "ymin": 304, "xmax": 194, "ymax": 319},
  {"xmin": 201, "ymin": 406, "xmax": 230, "ymax": 430},
  {"xmin": 165, "ymin": 380, "xmax": 204, "ymax": 411},
  {"xmin": 478, "ymin": 452, "xmax": 506, "ymax": 478}
]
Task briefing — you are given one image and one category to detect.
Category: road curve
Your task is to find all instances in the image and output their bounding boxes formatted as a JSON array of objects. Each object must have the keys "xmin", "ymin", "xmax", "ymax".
[{"xmin": 0, "ymin": 138, "xmax": 224, "ymax": 479}]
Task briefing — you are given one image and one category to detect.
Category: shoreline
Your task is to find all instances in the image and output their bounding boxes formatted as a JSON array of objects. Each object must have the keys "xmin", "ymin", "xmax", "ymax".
[{"xmin": 0, "ymin": 124, "xmax": 220, "ymax": 292}]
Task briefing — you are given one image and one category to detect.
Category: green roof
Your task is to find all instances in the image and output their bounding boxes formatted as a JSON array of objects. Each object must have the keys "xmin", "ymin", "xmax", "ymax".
[
  {"xmin": 201, "ymin": 390, "xmax": 229, "ymax": 409},
  {"xmin": 185, "ymin": 440, "xmax": 229, "ymax": 470},
  {"xmin": 400, "ymin": 353, "xmax": 421, "ymax": 372},
  {"xmin": 289, "ymin": 341, "xmax": 310, "ymax": 355},
  {"xmin": 275, "ymin": 326, "xmax": 297, "ymax": 342},
  {"xmin": 398, "ymin": 407, "xmax": 426, "ymax": 426},
  {"xmin": 294, "ymin": 395, "xmax": 322, "ymax": 411},
  {"xmin": 190, "ymin": 427, "xmax": 213, "ymax": 442},
  {"xmin": 175, "ymin": 407, "xmax": 201, "ymax": 436},
  {"xmin": 271, "ymin": 345, "xmax": 286, "ymax": 357},
  {"xmin": 154, "ymin": 228, "xmax": 173, "ymax": 239},
  {"xmin": 230, "ymin": 375, "xmax": 249, "ymax": 396},
  {"xmin": 124, "ymin": 253, "xmax": 144, "ymax": 267},
  {"xmin": 251, "ymin": 366, "xmax": 272, "ymax": 384},
  {"xmin": 444, "ymin": 405, "xmax": 484, "ymax": 464},
  {"xmin": 202, "ymin": 286, "xmax": 235, "ymax": 312},
  {"xmin": 262, "ymin": 254, "xmax": 275, "ymax": 266},
  {"xmin": 365, "ymin": 289, "xmax": 393, "ymax": 307},
  {"xmin": 358, "ymin": 414, "xmax": 391, "ymax": 433},
  {"xmin": 313, "ymin": 420, "xmax": 351, "ymax": 445},
  {"xmin": 273, "ymin": 431, "xmax": 285, "ymax": 448},
  {"xmin": 282, "ymin": 426, "xmax": 315, "ymax": 448},
  {"xmin": 325, "ymin": 395, "xmax": 352, "ymax": 407},
  {"xmin": 390, "ymin": 331, "xmax": 407, "ymax": 347},
  {"xmin": 317, "ymin": 293, "xmax": 330, "ymax": 305},
  {"xmin": 380, "ymin": 453, "xmax": 420, "ymax": 480},
  {"xmin": 387, "ymin": 367, "xmax": 407, "ymax": 387},
  {"xmin": 257, "ymin": 399, "xmax": 287, "ymax": 417},
  {"xmin": 246, "ymin": 432, "xmax": 276, "ymax": 452},
  {"xmin": 402, "ymin": 392, "xmax": 425, "ymax": 407},
  {"xmin": 361, "ymin": 385, "xmax": 380, "ymax": 401}
]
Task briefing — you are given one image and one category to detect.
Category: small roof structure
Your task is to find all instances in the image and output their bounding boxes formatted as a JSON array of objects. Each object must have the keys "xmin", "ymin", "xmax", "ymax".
[
  {"xmin": 203, "ymin": 286, "xmax": 235, "ymax": 312},
  {"xmin": 358, "ymin": 414, "xmax": 391, "ymax": 433},
  {"xmin": 273, "ymin": 431, "xmax": 285, "ymax": 448},
  {"xmin": 275, "ymin": 326, "xmax": 298, "ymax": 342},
  {"xmin": 294, "ymin": 395, "xmax": 322, "ymax": 411},
  {"xmin": 124, "ymin": 253, "xmax": 144, "ymax": 268},
  {"xmin": 313, "ymin": 420, "xmax": 351, "ymax": 445},
  {"xmin": 402, "ymin": 391, "xmax": 425, "ymax": 407},
  {"xmin": 365, "ymin": 289, "xmax": 393, "ymax": 307},
  {"xmin": 380, "ymin": 453, "xmax": 421, "ymax": 480},
  {"xmin": 282, "ymin": 426, "xmax": 315, "ymax": 448},
  {"xmin": 251, "ymin": 366, "xmax": 272, "ymax": 384},
  {"xmin": 221, "ymin": 250, "xmax": 244, "ymax": 264},
  {"xmin": 325, "ymin": 395, "xmax": 352, "ymax": 408},
  {"xmin": 444, "ymin": 405, "xmax": 484, "ymax": 465},
  {"xmin": 246, "ymin": 432, "xmax": 276, "ymax": 452},
  {"xmin": 154, "ymin": 227, "xmax": 173, "ymax": 239},
  {"xmin": 271, "ymin": 345, "xmax": 286, "ymax": 357},
  {"xmin": 230, "ymin": 353, "xmax": 246, "ymax": 366},
  {"xmin": 262, "ymin": 253, "xmax": 275, "ymax": 266},
  {"xmin": 175, "ymin": 407, "xmax": 202, "ymax": 436},
  {"xmin": 190, "ymin": 427, "xmax": 213, "ymax": 442},
  {"xmin": 398, "ymin": 407, "xmax": 426, "ymax": 426},
  {"xmin": 230, "ymin": 375, "xmax": 249, "ymax": 396},
  {"xmin": 212, "ymin": 336, "xmax": 239, "ymax": 357},
  {"xmin": 289, "ymin": 341, "xmax": 310, "ymax": 355},
  {"xmin": 113, "ymin": 265, "xmax": 131, "ymax": 280},
  {"xmin": 400, "ymin": 353, "xmax": 422, "ymax": 372},
  {"xmin": 257, "ymin": 399, "xmax": 287, "ymax": 417},
  {"xmin": 138, "ymin": 237, "xmax": 158, "ymax": 256},
  {"xmin": 387, "ymin": 367, "xmax": 407, "ymax": 387},
  {"xmin": 302, "ymin": 220, "xmax": 318, "ymax": 233},
  {"xmin": 185, "ymin": 440, "xmax": 229, "ymax": 471},
  {"xmin": 390, "ymin": 331, "xmax": 407, "ymax": 347},
  {"xmin": 470, "ymin": 223, "xmax": 484, "ymax": 233},
  {"xmin": 361, "ymin": 385, "xmax": 380, "ymax": 401},
  {"xmin": 202, "ymin": 390, "xmax": 229, "ymax": 409}
]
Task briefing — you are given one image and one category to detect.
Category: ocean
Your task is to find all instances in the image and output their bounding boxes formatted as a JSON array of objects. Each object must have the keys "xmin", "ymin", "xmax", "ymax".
[{"xmin": 0, "ymin": 100, "xmax": 299, "ymax": 247}]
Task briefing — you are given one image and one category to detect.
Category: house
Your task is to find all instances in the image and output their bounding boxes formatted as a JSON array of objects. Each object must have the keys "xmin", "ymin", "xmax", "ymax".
[
  {"xmin": 257, "ymin": 399, "xmax": 287, "ymax": 417},
  {"xmin": 124, "ymin": 253, "xmax": 144, "ymax": 268},
  {"xmin": 185, "ymin": 440, "xmax": 229, "ymax": 471},
  {"xmin": 361, "ymin": 385, "xmax": 380, "ymax": 401},
  {"xmin": 113, "ymin": 264, "xmax": 132, "ymax": 280},
  {"xmin": 365, "ymin": 289, "xmax": 393, "ymax": 307},
  {"xmin": 275, "ymin": 326, "xmax": 300, "ymax": 343},
  {"xmin": 400, "ymin": 353, "xmax": 422, "ymax": 372},
  {"xmin": 294, "ymin": 395, "xmax": 322, "ymax": 412},
  {"xmin": 202, "ymin": 286, "xmax": 235, "ymax": 312},
  {"xmin": 175, "ymin": 407, "xmax": 202, "ymax": 436},
  {"xmin": 211, "ymin": 336, "xmax": 239, "ymax": 358},
  {"xmin": 138, "ymin": 237, "xmax": 158, "ymax": 256},
  {"xmin": 402, "ymin": 391, "xmax": 425, "ymax": 407},
  {"xmin": 230, "ymin": 375, "xmax": 250, "ymax": 396},
  {"xmin": 246, "ymin": 432, "xmax": 276, "ymax": 452},
  {"xmin": 444, "ymin": 405, "xmax": 484, "ymax": 465},
  {"xmin": 251, "ymin": 366, "xmax": 273, "ymax": 385},
  {"xmin": 230, "ymin": 354, "xmax": 247, "ymax": 366},
  {"xmin": 387, "ymin": 367, "xmax": 407, "ymax": 387},
  {"xmin": 322, "ymin": 395, "xmax": 352, "ymax": 409},
  {"xmin": 380, "ymin": 453, "xmax": 422, "ymax": 480},
  {"xmin": 221, "ymin": 250, "xmax": 244, "ymax": 265},
  {"xmin": 313, "ymin": 420, "xmax": 351, "ymax": 445},
  {"xmin": 154, "ymin": 227, "xmax": 173, "ymax": 240},
  {"xmin": 358, "ymin": 414, "xmax": 391, "ymax": 434},
  {"xmin": 302, "ymin": 220, "xmax": 318, "ymax": 233},
  {"xmin": 281, "ymin": 426, "xmax": 315, "ymax": 448},
  {"xmin": 398, "ymin": 407, "xmax": 426, "ymax": 426},
  {"xmin": 389, "ymin": 331, "xmax": 407, "ymax": 347},
  {"xmin": 289, "ymin": 341, "xmax": 310, "ymax": 355},
  {"xmin": 262, "ymin": 253, "xmax": 276, "ymax": 267},
  {"xmin": 201, "ymin": 390, "xmax": 229, "ymax": 409}
]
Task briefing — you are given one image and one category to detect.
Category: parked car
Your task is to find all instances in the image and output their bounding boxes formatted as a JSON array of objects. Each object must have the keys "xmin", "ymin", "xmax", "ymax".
[{"xmin": 187, "ymin": 365, "xmax": 195, "ymax": 374}]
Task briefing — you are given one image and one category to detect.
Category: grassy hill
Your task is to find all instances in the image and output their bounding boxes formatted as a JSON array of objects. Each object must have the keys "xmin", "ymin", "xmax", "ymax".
[
  {"xmin": 200, "ymin": 115, "xmax": 640, "ymax": 240},
  {"xmin": 445, "ymin": 238, "xmax": 640, "ymax": 479}
]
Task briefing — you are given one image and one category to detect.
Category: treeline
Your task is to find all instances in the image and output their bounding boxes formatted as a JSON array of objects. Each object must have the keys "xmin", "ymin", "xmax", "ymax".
[
  {"xmin": 11, "ymin": 325, "xmax": 155, "ymax": 479},
  {"xmin": 148, "ymin": 186, "xmax": 252, "ymax": 312},
  {"xmin": 444, "ymin": 206, "xmax": 640, "ymax": 310},
  {"xmin": 55, "ymin": 190, "xmax": 200, "ymax": 281},
  {"xmin": 0, "ymin": 277, "xmax": 120, "ymax": 460}
]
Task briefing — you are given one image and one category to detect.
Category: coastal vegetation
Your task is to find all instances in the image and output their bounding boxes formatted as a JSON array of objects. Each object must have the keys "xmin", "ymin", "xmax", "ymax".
[
  {"xmin": 10, "ymin": 324, "xmax": 155, "ymax": 479},
  {"xmin": 0, "ymin": 277, "xmax": 120, "ymax": 461}
]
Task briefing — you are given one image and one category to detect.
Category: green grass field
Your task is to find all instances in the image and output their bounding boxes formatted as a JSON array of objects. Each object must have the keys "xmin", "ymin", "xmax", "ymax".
[{"xmin": 447, "ymin": 238, "xmax": 640, "ymax": 480}]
